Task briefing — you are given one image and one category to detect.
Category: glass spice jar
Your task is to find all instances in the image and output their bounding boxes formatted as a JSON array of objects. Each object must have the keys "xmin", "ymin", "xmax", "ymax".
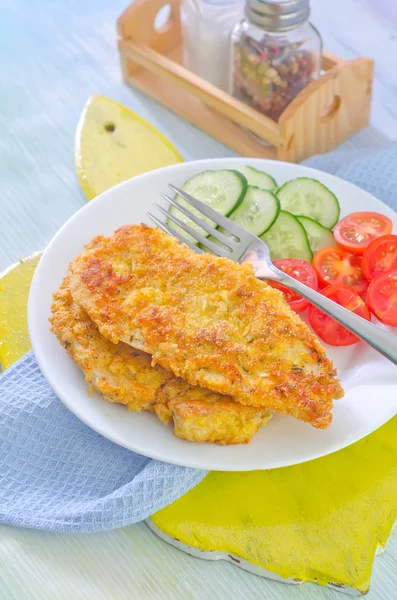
[{"xmin": 230, "ymin": 0, "xmax": 322, "ymax": 121}]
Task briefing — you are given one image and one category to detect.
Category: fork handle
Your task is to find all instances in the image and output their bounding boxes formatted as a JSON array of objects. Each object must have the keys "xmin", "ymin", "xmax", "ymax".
[{"xmin": 267, "ymin": 271, "xmax": 397, "ymax": 366}]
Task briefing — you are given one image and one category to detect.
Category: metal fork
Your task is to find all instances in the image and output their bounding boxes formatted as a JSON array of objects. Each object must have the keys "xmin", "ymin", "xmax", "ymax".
[{"xmin": 148, "ymin": 184, "xmax": 397, "ymax": 366}]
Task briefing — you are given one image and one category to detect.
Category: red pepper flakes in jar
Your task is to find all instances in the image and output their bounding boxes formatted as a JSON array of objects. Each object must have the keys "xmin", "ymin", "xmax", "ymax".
[{"xmin": 230, "ymin": 0, "xmax": 322, "ymax": 122}]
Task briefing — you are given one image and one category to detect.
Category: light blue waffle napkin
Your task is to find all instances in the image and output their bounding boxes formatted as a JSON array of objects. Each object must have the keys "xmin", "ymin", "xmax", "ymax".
[{"xmin": 1, "ymin": 143, "xmax": 396, "ymax": 532}]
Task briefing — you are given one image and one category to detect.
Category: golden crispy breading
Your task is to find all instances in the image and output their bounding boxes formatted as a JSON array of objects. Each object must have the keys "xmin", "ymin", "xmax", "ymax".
[
  {"xmin": 69, "ymin": 224, "xmax": 344, "ymax": 429},
  {"xmin": 50, "ymin": 277, "xmax": 169, "ymax": 411},
  {"xmin": 154, "ymin": 379, "xmax": 270, "ymax": 445},
  {"xmin": 50, "ymin": 277, "xmax": 270, "ymax": 444},
  {"xmin": 172, "ymin": 401, "xmax": 271, "ymax": 445}
]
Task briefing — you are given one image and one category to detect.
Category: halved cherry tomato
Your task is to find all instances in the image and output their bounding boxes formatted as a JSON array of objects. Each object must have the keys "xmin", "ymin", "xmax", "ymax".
[
  {"xmin": 312, "ymin": 246, "xmax": 368, "ymax": 294},
  {"xmin": 367, "ymin": 270, "xmax": 397, "ymax": 327},
  {"xmin": 362, "ymin": 235, "xmax": 397, "ymax": 281},
  {"xmin": 333, "ymin": 211, "xmax": 392, "ymax": 255},
  {"xmin": 267, "ymin": 259, "xmax": 318, "ymax": 313},
  {"xmin": 308, "ymin": 285, "xmax": 371, "ymax": 346}
]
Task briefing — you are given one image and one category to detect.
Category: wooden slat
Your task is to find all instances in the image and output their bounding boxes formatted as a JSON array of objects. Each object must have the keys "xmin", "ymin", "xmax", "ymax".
[
  {"xmin": 123, "ymin": 68, "xmax": 277, "ymax": 159},
  {"xmin": 119, "ymin": 40, "xmax": 280, "ymax": 147}
]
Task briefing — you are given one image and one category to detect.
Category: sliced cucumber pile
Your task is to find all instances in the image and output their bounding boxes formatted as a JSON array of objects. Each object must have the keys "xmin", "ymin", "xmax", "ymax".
[
  {"xmin": 167, "ymin": 169, "xmax": 341, "ymax": 263},
  {"xmin": 234, "ymin": 166, "xmax": 277, "ymax": 191},
  {"xmin": 261, "ymin": 211, "xmax": 313, "ymax": 263},
  {"xmin": 276, "ymin": 177, "xmax": 340, "ymax": 229},
  {"xmin": 168, "ymin": 169, "xmax": 247, "ymax": 242},
  {"xmin": 297, "ymin": 216, "xmax": 337, "ymax": 254}
]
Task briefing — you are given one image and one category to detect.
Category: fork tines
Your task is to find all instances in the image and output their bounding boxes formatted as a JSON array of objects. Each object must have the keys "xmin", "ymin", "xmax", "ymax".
[{"xmin": 148, "ymin": 185, "xmax": 251, "ymax": 259}]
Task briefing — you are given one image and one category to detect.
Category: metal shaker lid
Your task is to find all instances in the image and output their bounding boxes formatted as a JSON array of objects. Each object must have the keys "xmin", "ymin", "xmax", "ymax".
[{"xmin": 246, "ymin": 0, "xmax": 310, "ymax": 31}]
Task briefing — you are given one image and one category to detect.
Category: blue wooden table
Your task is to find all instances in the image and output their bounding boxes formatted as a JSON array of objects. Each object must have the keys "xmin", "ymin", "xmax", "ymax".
[{"xmin": 0, "ymin": 1, "xmax": 396, "ymax": 598}]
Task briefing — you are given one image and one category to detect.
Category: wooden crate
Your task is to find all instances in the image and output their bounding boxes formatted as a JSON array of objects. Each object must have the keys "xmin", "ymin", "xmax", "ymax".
[{"xmin": 117, "ymin": 0, "xmax": 374, "ymax": 163}]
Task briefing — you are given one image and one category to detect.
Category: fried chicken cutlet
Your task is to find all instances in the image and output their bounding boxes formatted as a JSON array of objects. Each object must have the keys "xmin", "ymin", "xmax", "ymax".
[
  {"xmin": 69, "ymin": 224, "xmax": 344, "ymax": 429},
  {"xmin": 50, "ymin": 276, "xmax": 270, "ymax": 445}
]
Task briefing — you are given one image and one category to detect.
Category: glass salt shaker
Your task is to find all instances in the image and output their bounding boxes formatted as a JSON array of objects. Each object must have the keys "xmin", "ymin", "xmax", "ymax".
[
  {"xmin": 230, "ymin": 0, "xmax": 322, "ymax": 121},
  {"xmin": 181, "ymin": 0, "xmax": 244, "ymax": 92}
]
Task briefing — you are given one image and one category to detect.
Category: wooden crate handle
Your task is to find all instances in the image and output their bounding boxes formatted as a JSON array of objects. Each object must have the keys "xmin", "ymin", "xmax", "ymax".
[
  {"xmin": 118, "ymin": 0, "xmax": 181, "ymax": 55},
  {"xmin": 278, "ymin": 57, "xmax": 374, "ymax": 162},
  {"xmin": 322, "ymin": 51, "xmax": 345, "ymax": 71}
]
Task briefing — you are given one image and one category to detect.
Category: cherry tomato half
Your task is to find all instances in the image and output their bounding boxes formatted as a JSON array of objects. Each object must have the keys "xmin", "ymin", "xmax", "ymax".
[
  {"xmin": 333, "ymin": 211, "xmax": 392, "ymax": 255},
  {"xmin": 267, "ymin": 259, "xmax": 318, "ymax": 313},
  {"xmin": 308, "ymin": 285, "xmax": 371, "ymax": 346},
  {"xmin": 362, "ymin": 235, "xmax": 397, "ymax": 281},
  {"xmin": 367, "ymin": 270, "xmax": 397, "ymax": 327},
  {"xmin": 312, "ymin": 246, "xmax": 368, "ymax": 294}
]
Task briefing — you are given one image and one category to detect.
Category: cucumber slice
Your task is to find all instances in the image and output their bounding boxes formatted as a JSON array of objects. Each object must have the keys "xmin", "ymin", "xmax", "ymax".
[
  {"xmin": 168, "ymin": 170, "xmax": 247, "ymax": 242},
  {"xmin": 228, "ymin": 186, "xmax": 280, "ymax": 236},
  {"xmin": 297, "ymin": 216, "xmax": 337, "ymax": 254},
  {"xmin": 205, "ymin": 186, "xmax": 280, "ymax": 254},
  {"xmin": 261, "ymin": 211, "xmax": 313, "ymax": 263},
  {"xmin": 276, "ymin": 177, "xmax": 340, "ymax": 229},
  {"xmin": 235, "ymin": 166, "xmax": 277, "ymax": 191}
]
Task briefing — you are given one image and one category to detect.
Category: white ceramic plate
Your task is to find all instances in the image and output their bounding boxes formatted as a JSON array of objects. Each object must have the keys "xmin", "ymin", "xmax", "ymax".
[{"xmin": 28, "ymin": 158, "xmax": 397, "ymax": 471}]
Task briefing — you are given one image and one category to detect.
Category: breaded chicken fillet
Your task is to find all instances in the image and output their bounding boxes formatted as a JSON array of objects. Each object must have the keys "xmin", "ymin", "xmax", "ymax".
[
  {"xmin": 69, "ymin": 224, "xmax": 344, "ymax": 429},
  {"xmin": 50, "ymin": 277, "xmax": 270, "ymax": 444}
]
